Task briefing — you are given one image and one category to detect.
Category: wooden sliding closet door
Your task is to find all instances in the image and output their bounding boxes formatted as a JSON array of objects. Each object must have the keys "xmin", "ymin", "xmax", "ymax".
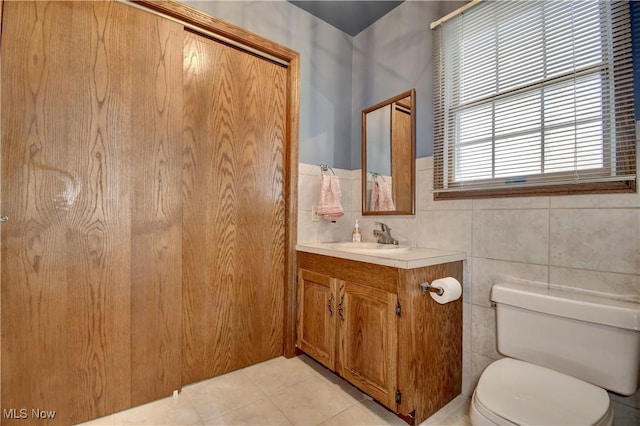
[
  {"xmin": 0, "ymin": 1, "xmax": 183, "ymax": 424},
  {"xmin": 182, "ymin": 31, "xmax": 287, "ymax": 383},
  {"xmin": 128, "ymin": 4, "xmax": 183, "ymax": 408}
]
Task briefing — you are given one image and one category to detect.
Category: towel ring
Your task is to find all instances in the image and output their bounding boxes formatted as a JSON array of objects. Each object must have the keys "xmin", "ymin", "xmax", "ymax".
[
  {"xmin": 320, "ymin": 164, "xmax": 336, "ymax": 175},
  {"xmin": 370, "ymin": 172, "xmax": 386, "ymax": 182}
]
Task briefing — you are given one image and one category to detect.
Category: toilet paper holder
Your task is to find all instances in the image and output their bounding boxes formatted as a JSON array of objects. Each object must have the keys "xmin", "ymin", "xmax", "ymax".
[{"xmin": 420, "ymin": 282, "xmax": 444, "ymax": 296}]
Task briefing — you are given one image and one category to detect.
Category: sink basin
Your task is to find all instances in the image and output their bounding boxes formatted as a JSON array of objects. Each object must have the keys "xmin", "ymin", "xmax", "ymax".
[{"xmin": 331, "ymin": 241, "xmax": 411, "ymax": 254}]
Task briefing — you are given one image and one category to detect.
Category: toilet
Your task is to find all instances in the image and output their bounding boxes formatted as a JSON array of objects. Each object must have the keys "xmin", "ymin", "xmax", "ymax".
[{"xmin": 470, "ymin": 282, "xmax": 640, "ymax": 426}]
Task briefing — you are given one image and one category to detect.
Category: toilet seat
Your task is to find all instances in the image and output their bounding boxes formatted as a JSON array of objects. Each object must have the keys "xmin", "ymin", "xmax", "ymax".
[
  {"xmin": 472, "ymin": 358, "xmax": 613, "ymax": 426},
  {"xmin": 471, "ymin": 389, "xmax": 517, "ymax": 426}
]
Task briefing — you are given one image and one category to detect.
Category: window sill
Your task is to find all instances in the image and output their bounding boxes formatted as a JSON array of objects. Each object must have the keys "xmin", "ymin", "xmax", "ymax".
[{"xmin": 433, "ymin": 180, "xmax": 636, "ymax": 200}]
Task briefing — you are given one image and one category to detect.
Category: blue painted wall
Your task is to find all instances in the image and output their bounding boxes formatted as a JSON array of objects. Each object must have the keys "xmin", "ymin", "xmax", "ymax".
[
  {"xmin": 184, "ymin": 1, "xmax": 636, "ymax": 170},
  {"xmin": 351, "ymin": 1, "xmax": 463, "ymax": 168}
]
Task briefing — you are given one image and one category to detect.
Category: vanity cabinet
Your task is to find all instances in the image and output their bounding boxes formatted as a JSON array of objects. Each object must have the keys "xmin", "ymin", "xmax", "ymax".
[
  {"xmin": 297, "ymin": 271, "xmax": 398, "ymax": 408},
  {"xmin": 296, "ymin": 251, "xmax": 463, "ymax": 425}
]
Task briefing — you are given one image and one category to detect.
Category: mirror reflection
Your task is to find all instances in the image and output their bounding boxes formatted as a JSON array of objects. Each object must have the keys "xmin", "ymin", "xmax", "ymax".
[{"xmin": 362, "ymin": 89, "xmax": 415, "ymax": 215}]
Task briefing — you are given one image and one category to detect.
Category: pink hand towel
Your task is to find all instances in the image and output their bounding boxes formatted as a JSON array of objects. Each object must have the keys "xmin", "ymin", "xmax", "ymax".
[
  {"xmin": 371, "ymin": 181, "xmax": 395, "ymax": 211},
  {"xmin": 317, "ymin": 175, "xmax": 344, "ymax": 221}
]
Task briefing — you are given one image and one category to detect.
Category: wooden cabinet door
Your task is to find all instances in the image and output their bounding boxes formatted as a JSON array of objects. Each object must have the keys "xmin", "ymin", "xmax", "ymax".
[
  {"xmin": 296, "ymin": 269, "xmax": 338, "ymax": 370},
  {"xmin": 0, "ymin": 1, "xmax": 183, "ymax": 424},
  {"xmin": 337, "ymin": 280, "xmax": 398, "ymax": 410}
]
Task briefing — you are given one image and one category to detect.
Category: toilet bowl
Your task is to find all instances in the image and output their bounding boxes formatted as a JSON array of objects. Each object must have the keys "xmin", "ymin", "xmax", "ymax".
[
  {"xmin": 470, "ymin": 282, "xmax": 640, "ymax": 426},
  {"xmin": 469, "ymin": 358, "xmax": 613, "ymax": 426}
]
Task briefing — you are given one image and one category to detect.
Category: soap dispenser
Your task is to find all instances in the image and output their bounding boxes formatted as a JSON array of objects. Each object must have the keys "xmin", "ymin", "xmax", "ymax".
[{"xmin": 352, "ymin": 220, "xmax": 362, "ymax": 242}]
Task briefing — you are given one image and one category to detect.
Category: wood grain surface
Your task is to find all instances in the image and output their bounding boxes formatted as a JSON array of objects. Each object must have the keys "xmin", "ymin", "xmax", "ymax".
[
  {"xmin": 397, "ymin": 262, "xmax": 463, "ymax": 424},
  {"xmin": 297, "ymin": 252, "xmax": 399, "ymax": 293},
  {"xmin": 0, "ymin": 2, "xmax": 161, "ymax": 423},
  {"xmin": 296, "ymin": 269, "xmax": 337, "ymax": 370},
  {"xmin": 0, "ymin": 0, "xmax": 5, "ymax": 409},
  {"xmin": 283, "ymin": 53, "xmax": 300, "ymax": 360},
  {"xmin": 338, "ymin": 280, "xmax": 398, "ymax": 410},
  {"xmin": 129, "ymin": 7, "xmax": 184, "ymax": 407},
  {"xmin": 136, "ymin": 0, "xmax": 299, "ymax": 63},
  {"xmin": 134, "ymin": 0, "xmax": 301, "ymax": 359},
  {"xmin": 391, "ymin": 104, "xmax": 413, "ymax": 213},
  {"xmin": 1, "ymin": 0, "xmax": 299, "ymax": 423},
  {"xmin": 182, "ymin": 30, "xmax": 287, "ymax": 384},
  {"xmin": 297, "ymin": 253, "xmax": 463, "ymax": 424}
]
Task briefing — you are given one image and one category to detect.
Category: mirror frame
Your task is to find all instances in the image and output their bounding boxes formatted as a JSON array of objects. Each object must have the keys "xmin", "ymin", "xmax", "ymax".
[{"xmin": 361, "ymin": 88, "xmax": 416, "ymax": 215}]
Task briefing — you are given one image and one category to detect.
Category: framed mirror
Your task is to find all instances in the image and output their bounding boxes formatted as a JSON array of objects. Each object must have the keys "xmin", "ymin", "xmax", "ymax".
[{"xmin": 362, "ymin": 89, "xmax": 415, "ymax": 215}]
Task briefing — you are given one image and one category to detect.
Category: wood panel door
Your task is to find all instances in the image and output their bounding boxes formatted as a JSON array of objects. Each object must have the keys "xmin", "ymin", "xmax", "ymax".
[
  {"xmin": 391, "ymin": 104, "xmax": 412, "ymax": 213},
  {"xmin": 182, "ymin": 31, "xmax": 287, "ymax": 384},
  {"xmin": 337, "ymin": 280, "xmax": 398, "ymax": 410},
  {"xmin": 296, "ymin": 269, "xmax": 338, "ymax": 370},
  {"xmin": 0, "ymin": 1, "xmax": 183, "ymax": 424}
]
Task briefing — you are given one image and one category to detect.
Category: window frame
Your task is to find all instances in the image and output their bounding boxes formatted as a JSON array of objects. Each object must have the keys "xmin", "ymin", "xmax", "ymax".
[{"xmin": 432, "ymin": 0, "xmax": 636, "ymax": 200}]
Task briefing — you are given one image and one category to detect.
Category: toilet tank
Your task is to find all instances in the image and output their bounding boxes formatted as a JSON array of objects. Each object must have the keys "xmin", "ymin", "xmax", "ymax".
[{"xmin": 491, "ymin": 282, "xmax": 640, "ymax": 396}]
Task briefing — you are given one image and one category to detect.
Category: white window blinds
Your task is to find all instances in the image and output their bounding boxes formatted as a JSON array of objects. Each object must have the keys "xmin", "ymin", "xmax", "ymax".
[{"xmin": 432, "ymin": 0, "xmax": 636, "ymax": 198}]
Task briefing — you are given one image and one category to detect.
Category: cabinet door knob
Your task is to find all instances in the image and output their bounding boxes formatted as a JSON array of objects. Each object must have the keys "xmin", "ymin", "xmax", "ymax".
[{"xmin": 0, "ymin": 216, "xmax": 8, "ymax": 223}]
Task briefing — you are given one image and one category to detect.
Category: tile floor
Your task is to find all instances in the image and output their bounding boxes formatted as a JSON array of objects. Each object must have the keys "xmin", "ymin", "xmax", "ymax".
[{"xmin": 77, "ymin": 355, "xmax": 471, "ymax": 426}]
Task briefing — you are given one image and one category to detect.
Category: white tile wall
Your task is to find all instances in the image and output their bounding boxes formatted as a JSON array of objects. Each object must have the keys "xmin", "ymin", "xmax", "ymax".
[
  {"xmin": 419, "ymin": 210, "xmax": 473, "ymax": 253},
  {"xmin": 298, "ymin": 163, "xmax": 417, "ymax": 244},
  {"xmin": 548, "ymin": 267, "xmax": 640, "ymax": 301},
  {"xmin": 472, "ymin": 209, "xmax": 550, "ymax": 264},
  {"xmin": 469, "ymin": 352, "xmax": 497, "ymax": 395},
  {"xmin": 470, "ymin": 305, "xmax": 500, "ymax": 360},
  {"xmin": 297, "ymin": 164, "xmax": 355, "ymax": 243},
  {"xmin": 298, "ymin": 144, "xmax": 640, "ymax": 420},
  {"xmin": 468, "ymin": 258, "xmax": 549, "ymax": 307},
  {"xmin": 549, "ymin": 209, "xmax": 640, "ymax": 275}
]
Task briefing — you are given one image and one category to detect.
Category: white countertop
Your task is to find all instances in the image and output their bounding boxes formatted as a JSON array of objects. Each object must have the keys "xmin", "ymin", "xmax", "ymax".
[{"xmin": 296, "ymin": 242, "xmax": 466, "ymax": 269}]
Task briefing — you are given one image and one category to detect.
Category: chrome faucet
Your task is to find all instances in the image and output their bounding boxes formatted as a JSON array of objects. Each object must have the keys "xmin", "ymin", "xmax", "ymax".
[{"xmin": 373, "ymin": 222, "xmax": 399, "ymax": 245}]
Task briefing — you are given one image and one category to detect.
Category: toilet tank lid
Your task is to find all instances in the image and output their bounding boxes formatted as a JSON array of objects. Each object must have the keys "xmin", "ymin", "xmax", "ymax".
[{"xmin": 491, "ymin": 282, "xmax": 640, "ymax": 331}]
